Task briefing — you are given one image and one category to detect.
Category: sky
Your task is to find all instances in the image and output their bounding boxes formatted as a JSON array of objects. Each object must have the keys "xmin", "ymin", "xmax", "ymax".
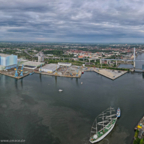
[{"xmin": 1, "ymin": 0, "xmax": 144, "ymax": 43}]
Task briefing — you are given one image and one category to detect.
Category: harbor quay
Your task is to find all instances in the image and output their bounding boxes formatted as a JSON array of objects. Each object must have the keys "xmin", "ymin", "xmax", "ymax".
[
  {"xmin": 0, "ymin": 67, "xmax": 33, "ymax": 79},
  {"xmin": 84, "ymin": 67, "xmax": 127, "ymax": 80},
  {"xmin": 94, "ymin": 68, "xmax": 127, "ymax": 80},
  {"xmin": 0, "ymin": 56, "xmax": 128, "ymax": 80},
  {"xmin": 0, "ymin": 53, "xmax": 133, "ymax": 80}
]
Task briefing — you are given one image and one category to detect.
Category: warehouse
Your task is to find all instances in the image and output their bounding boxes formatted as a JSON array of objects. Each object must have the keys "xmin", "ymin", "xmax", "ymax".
[
  {"xmin": 39, "ymin": 64, "xmax": 59, "ymax": 73},
  {"xmin": 0, "ymin": 53, "xmax": 17, "ymax": 70},
  {"xmin": 58, "ymin": 62, "xmax": 72, "ymax": 67},
  {"xmin": 23, "ymin": 61, "xmax": 44, "ymax": 69}
]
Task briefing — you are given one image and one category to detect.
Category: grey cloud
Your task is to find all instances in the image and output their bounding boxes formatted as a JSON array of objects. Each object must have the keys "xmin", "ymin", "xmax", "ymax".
[{"xmin": 1, "ymin": 0, "xmax": 144, "ymax": 42}]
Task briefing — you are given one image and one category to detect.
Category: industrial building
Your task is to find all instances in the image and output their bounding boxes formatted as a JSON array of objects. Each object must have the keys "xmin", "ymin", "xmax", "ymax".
[
  {"xmin": 38, "ymin": 55, "xmax": 44, "ymax": 62},
  {"xmin": 39, "ymin": 64, "xmax": 59, "ymax": 73},
  {"xmin": 38, "ymin": 52, "xmax": 44, "ymax": 62},
  {"xmin": 22, "ymin": 61, "xmax": 44, "ymax": 69},
  {"xmin": 0, "ymin": 53, "xmax": 17, "ymax": 70},
  {"xmin": 58, "ymin": 62, "xmax": 72, "ymax": 67}
]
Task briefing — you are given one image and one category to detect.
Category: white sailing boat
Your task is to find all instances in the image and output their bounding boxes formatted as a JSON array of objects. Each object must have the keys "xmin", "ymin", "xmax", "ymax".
[{"xmin": 59, "ymin": 89, "xmax": 63, "ymax": 92}]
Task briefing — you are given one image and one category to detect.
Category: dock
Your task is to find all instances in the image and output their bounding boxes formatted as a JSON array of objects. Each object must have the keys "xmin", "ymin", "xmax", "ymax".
[
  {"xmin": 34, "ymin": 65, "xmax": 82, "ymax": 78},
  {"xmin": 0, "ymin": 67, "xmax": 34, "ymax": 79},
  {"xmin": 84, "ymin": 67, "xmax": 127, "ymax": 80},
  {"xmin": 94, "ymin": 69, "xmax": 127, "ymax": 80},
  {"xmin": 0, "ymin": 64, "xmax": 127, "ymax": 80}
]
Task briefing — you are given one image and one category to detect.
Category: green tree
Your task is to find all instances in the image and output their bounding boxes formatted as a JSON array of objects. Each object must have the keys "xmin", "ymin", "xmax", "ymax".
[{"xmin": 140, "ymin": 138, "xmax": 144, "ymax": 144}]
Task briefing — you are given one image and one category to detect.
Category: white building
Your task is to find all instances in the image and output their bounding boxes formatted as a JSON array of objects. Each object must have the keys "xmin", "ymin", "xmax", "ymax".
[
  {"xmin": 0, "ymin": 53, "xmax": 17, "ymax": 70},
  {"xmin": 38, "ymin": 56, "xmax": 44, "ymax": 62},
  {"xmin": 23, "ymin": 61, "xmax": 44, "ymax": 69},
  {"xmin": 39, "ymin": 64, "xmax": 59, "ymax": 73},
  {"xmin": 58, "ymin": 62, "xmax": 72, "ymax": 67}
]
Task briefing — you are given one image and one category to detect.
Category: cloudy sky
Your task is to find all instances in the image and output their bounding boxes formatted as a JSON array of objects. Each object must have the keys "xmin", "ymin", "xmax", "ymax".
[{"xmin": 1, "ymin": 0, "xmax": 144, "ymax": 43}]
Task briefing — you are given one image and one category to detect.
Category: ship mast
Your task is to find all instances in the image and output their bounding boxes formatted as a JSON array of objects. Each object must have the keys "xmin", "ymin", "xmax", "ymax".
[
  {"xmin": 110, "ymin": 107, "xmax": 112, "ymax": 121},
  {"xmin": 103, "ymin": 112, "xmax": 105, "ymax": 129},
  {"xmin": 107, "ymin": 107, "xmax": 116, "ymax": 121},
  {"xmin": 96, "ymin": 119, "xmax": 97, "ymax": 133}
]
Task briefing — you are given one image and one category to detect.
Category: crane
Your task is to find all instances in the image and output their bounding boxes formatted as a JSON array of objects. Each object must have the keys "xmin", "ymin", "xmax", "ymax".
[
  {"xmin": 20, "ymin": 64, "xmax": 24, "ymax": 76},
  {"xmin": 14, "ymin": 59, "xmax": 21, "ymax": 77},
  {"xmin": 39, "ymin": 64, "xmax": 42, "ymax": 73},
  {"xmin": 76, "ymin": 66, "xmax": 79, "ymax": 77}
]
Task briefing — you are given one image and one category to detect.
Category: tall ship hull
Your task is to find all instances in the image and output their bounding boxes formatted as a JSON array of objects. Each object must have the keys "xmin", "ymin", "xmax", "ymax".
[
  {"xmin": 89, "ymin": 107, "xmax": 118, "ymax": 143},
  {"xmin": 90, "ymin": 118, "xmax": 117, "ymax": 143}
]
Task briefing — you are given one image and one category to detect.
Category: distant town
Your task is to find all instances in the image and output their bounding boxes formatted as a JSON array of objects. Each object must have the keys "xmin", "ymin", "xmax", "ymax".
[
  {"xmin": 0, "ymin": 42, "xmax": 143, "ymax": 80},
  {"xmin": 0, "ymin": 42, "xmax": 143, "ymax": 64}
]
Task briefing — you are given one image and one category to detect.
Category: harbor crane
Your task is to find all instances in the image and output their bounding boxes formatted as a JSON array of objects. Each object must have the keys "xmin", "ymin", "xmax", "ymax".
[
  {"xmin": 39, "ymin": 64, "xmax": 42, "ymax": 73},
  {"xmin": 20, "ymin": 64, "xmax": 24, "ymax": 76},
  {"xmin": 76, "ymin": 66, "xmax": 80, "ymax": 77},
  {"xmin": 14, "ymin": 59, "xmax": 21, "ymax": 77}
]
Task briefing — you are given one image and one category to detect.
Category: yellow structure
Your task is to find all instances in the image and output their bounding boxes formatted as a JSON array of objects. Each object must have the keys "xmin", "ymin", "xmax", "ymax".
[{"xmin": 137, "ymin": 125, "xmax": 142, "ymax": 129}]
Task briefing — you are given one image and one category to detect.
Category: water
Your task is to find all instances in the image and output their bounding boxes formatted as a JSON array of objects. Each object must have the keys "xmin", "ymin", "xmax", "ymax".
[
  {"xmin": 1, "ymin": 65, "xmax": 144, "ymax": 144},
  {"xmin": 118, "ymin": 53, "xmax": 144, "ymax": 69},
  {"xmin": 118, "ymin": 64, "xmax": 133, "ymax": 69}
]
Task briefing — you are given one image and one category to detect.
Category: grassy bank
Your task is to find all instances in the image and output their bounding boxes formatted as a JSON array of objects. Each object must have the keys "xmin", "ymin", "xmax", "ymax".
[{"xmin": 133, "ymin": 130, "xmax": 144, "ymax": 144}]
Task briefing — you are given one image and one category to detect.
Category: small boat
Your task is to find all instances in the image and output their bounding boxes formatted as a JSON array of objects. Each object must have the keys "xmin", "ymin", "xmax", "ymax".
[
  {"xmin": 59, "ymin": 89, "xmax": 63, "ymax": 92},
  {"xmin": 81, "ymin": 82, "xmax": 83, "ymax": 84},
  {"xmin": 82, "ymin": 71, "xmax": 84, "ymax": 74},
  {"xmin": 116, "ymin": 107, "xmax": 121, "ymax": 118},
  {"xmin": 89, "ymin": 107, "xmax": 117, "ymax": 143}
]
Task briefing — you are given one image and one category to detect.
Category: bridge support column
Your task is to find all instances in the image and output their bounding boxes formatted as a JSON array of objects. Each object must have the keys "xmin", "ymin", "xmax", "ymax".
[
  {"xmin": 107, "ymin": 60, "xmax": 111, "ymax": 65},
  {"xmin": 100, "ymin": 59, "xmax": 102, "ymax": 64},
  {"xmin": 94, "ymin": 59, "xmax": 96, "ymax": 62},
  {"xmin": 134, "ymin": 47, "xmax": 136, "ymax": 69},
  {"xmin": 63, "ymin": 57, "xmax": 64, "ymax": 61},
  {"xmin": 89, "ymin": 59, "xmax": 90, "ymax": 63},
  {"xmin": 101, "ymin": 59, "xmax": 102, "ymax": 68},
  {"xmin": 116, "ymin": 60, "xmax": 117, "ymax": 66}
]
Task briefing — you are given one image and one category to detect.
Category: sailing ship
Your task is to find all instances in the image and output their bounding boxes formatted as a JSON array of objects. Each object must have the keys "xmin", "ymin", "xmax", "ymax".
[{"xmin": 89, "ymin": 107, "xmax": 117, "ymax": 143}]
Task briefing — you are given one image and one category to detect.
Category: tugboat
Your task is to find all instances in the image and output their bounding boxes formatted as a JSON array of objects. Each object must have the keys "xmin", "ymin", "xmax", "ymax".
[
  {"xmin": 89, "ymin": 107, "xmax": 118, "ymax": 143},
  {"xmin": 116, "ymin": 107, "xmax": 121, "ymax": 118}
]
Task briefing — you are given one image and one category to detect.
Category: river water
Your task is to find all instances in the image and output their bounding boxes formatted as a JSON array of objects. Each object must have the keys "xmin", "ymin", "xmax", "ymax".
[
  {"xmin": 1, "ymin": 57, "xmax": 144, "ymax": 144},
  {"xmin": 118, "ymin": 53, "xmax": 144, "ymax": 69}
]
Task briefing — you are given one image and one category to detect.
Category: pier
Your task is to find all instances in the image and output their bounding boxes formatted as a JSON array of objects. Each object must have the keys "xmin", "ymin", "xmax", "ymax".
[
  {"xmin": 94, "ymin": 69, "xmax": 127, "ymax": 80},
  {"xmin": 0, "ymin": 67, "xmax": 34, "ymax": 79},
  {"xmin": 0, "ymin": 64, "xmax": 128, "ymax": 80}
]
